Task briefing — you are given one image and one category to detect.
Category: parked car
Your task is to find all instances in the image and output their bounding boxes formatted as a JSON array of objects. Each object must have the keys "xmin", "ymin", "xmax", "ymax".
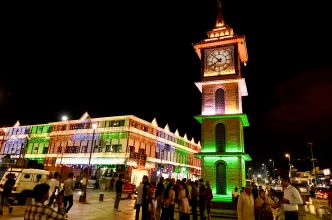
[
  {"xmin": 315, "ymin": 186, "xmax": 332, "ymax": 200},
  {"xmin": 122, "ymin": 181, "xmax": 135, "ymax": 198},
  {"xmin": 0, "ymin": 168, "xmax": 50, "ymax": 205}
]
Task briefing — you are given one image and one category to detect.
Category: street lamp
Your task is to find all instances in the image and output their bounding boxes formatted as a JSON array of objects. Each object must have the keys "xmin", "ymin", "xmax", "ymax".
[
  {"xmin": 307, "ymin": 142, "xmax": 316, "ymax": 179},
  {"xmin": 262, "ymin": 163, "xmax": 267, "ymax": 180},
  {"xmin": 285, "ymin": 153, "xmax": 291, "ymax": 177},
  {"xmin": 88, "ymin": 123, "xmax": 98, "ymax": 167},
  {"xmin": 81, "ymin": 123, "xmax": 97, "ymax": 203},
  {"xmin": 269, "ymin": 159, "xmax": 275, "ymax": 180},
  {"xmin": 247, "ymin": 167, "xmax": 252, "ymax": 180},
  {"xmin": 61, "ymin": 115, "xmax": 68, "ymax": 121}
]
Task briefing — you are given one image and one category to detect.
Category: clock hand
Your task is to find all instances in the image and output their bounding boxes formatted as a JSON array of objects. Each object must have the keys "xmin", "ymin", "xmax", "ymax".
[
  {"xmin": 212, "ymin": 54, "xmax": 219, "ymax": 60},
  {"xmin": 212, "ymin": 58, "xmax": 222, "ymax": 65}
]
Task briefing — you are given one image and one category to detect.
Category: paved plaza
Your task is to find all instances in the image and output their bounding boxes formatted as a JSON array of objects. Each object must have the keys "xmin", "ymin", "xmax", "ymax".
[{"xmin": 0, "ymin": 189, "xmax": 324, "ymax": 220}]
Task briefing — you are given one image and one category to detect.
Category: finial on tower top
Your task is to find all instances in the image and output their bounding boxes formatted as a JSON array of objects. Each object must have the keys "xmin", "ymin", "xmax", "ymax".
[
  {"xmin": 215, "ymin": 0, "xmax": 225, "ymax": 28},
  {"xmin": 206, "ymin": 0, "xmax": 234, "ymax": 39}
]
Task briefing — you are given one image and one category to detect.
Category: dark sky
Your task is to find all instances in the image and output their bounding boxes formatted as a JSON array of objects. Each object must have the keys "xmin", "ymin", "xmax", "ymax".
[{"xmin": 1, "ymin": 1, "xmax": 332, "ymax": 171}]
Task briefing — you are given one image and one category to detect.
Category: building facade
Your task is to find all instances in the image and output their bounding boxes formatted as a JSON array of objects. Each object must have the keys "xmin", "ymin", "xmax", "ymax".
[
  {"xmin": 193, "ymin": 0, "xmax": 251, "ymax": 203},
  {"xmin": 0, "ymin": 112, "xmax": 201, "ymax": 186}
]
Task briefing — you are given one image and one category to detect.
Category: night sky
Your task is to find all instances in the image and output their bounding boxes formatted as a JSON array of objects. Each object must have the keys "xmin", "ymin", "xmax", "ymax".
[{"xmin": 1, "ymin": 1, "xmax": 332, "ymax": 172}]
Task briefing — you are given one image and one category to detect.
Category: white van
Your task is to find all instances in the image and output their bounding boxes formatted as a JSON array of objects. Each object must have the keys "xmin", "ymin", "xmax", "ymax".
[{"xmin": 0, "ymin": 168, "xmax": 50, "ymax": 204}]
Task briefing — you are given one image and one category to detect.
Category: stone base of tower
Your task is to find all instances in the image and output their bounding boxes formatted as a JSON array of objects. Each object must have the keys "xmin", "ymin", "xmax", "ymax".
[
  {"xmin": 212, "ymin": 201, "xmax": 233, "ymax": 209},
  {"xmin": 210, "ymin": 202, "xmax": 237, "ymax": 218}
]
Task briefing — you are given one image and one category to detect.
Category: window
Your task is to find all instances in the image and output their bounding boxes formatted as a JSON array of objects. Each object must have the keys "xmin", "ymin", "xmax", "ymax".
[
  {"xmin": 215, "ymin": 88, "xmax": 225, "ymax": 114},
  {"xmin": 105, "ymin": 145, "xmax": 112, "ymax": 152},
  {"xmin": 216, "ymin": 123, "xmax": 226, "ymax": 152},
  {"xmin": 21, "ymin": 173, "xmax": 32, "ymax": 182},
  {"xmin": 216, "ymin": 161, "xmax": 227, "ymax": 194},
  {"xmin": 112, "ymin": 144, "xmax": 122, "ymax": 153}
]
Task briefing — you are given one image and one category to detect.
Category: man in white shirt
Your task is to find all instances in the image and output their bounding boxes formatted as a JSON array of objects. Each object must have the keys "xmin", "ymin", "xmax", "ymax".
[
  {"xmin": 63, "ymin": 172, "xmax": 75, "ymax": 216},
  {"xmin": 135, "ymin": 179, "xmax": 144, "ymax": 220},
  {"xmin": 237, "ymin": 184, "xmax": 255, "ymax": 220},
  {"xmin": 281, "ymin": 176, "xmax": 303, "ymax": 220},
  {"xmin": 47, "ymin": 172, "xmax": 60, "ymax": 207}
]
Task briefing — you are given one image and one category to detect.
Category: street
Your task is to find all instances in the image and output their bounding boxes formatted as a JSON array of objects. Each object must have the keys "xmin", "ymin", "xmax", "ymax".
[{"xmin": 0, "ymin": 189, "xmax": 327, "ymax": 220}]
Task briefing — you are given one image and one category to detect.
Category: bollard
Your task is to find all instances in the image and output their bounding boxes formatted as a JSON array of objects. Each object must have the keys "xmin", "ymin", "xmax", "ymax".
[
  {"xmin": 99, "ymin": 193, "xmax": 104, "ymax": 202},
  {"xmin": 79, "ymin": 195, "xmax": 85, "ymax": 203}
]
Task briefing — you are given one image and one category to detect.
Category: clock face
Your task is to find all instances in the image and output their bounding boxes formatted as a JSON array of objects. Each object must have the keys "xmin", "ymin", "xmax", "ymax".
[{"xmin": 204, "ymin": 46, "xmax": 235, "ymax": 76}]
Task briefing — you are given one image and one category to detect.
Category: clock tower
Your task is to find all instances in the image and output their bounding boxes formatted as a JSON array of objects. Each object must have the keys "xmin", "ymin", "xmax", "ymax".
[{"xmin": 193, "ymin": 0, "xmax": 251, "ymax": 205}]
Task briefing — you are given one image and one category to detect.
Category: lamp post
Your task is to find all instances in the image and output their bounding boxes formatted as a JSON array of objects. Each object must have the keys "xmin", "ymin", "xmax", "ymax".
[
  {"xmin": 269, "ymin": 159, "xmax": 275, "ymax": 180},
  {"xmin": 59, "ymin": 115, "xmax": 68, "ymax": 172},
  {"xmin": 248, "ymin": 167, "xmax": 252, "ymax": 180},
  {"xmin": 307, "ymin": 142, "xmax": 316, "ymax": 180},
  {"xmin": 262, "ymin": 163, "xmax": 267, "ymax": 180},
  {"xmin": 82, "ymin": 123, "xmax": 97, "ymax": 203},
  {"xmin": 285, "ymin": 153, "xmax": 291, "ymax": 177}
]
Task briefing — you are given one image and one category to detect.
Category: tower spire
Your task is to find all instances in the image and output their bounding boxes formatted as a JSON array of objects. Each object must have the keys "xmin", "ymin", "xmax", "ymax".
[
  {"xmin": 215, "ymin": 0, "xmax": 225, "ymax": 28},
  {"xmin": 206, "ymin": 0, "xmax": 234, "ymax": 39}
]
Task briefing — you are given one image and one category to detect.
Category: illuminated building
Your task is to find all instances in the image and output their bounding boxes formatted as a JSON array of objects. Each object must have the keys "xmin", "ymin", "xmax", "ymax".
[
  {"xmin": 0, "ymin": 112, "xmax": 201, "ymax": 186},
  {"xmin": 192, "ymin": 0, "xmax": 251, "ymax": 204}
]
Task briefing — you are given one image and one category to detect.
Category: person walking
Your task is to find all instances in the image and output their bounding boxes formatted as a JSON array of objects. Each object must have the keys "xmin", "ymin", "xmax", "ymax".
[
  {"xmin": 135, "ymin": 178, "xmax": 144, "ymax": 220},
  {"xmin": 24, "ymin": 183, "xmax": 65, "ymax": 220},
  {"xmin": 0, "ymin": 173, "xmax": 15, "ymax": 215},
  {"xmin": 47, "ymin": 171, "xmax": 60, "ymax": 207},
  {"xmin": 110, "ymin": 175, "xmax": 115, "ymax": 191},
  {"xmin": 232, "ymin": 186, "xmax": 240, "ymax": 210},
  {"xmin": 178, "ymin": 181, "xmax": 190, "ymax": 220},
  {"xmin": 141, "ymin": 175, "xmax": 152, "ymax": 220},
  {"xmin": 114, "ymin": 174, "xmax": 124, "ymax": 210},
  {"xmin": 280, "ymin": 176, "xmax": 303, "ymax": 220},
  {"xmin": 63, "ymin": 172, "xmax": 75, "ymax": 216},
  {"xmin": 190, "ymin": 181, "xmax": 198, "ymax": 220},
  {"xmin": 237, "ymin": 184, "xmax": 255, "ymax": 220},
  {"xmin": 254, "ymin": 189, "xmax": 274, "ymax": 220},
  {"xmin": 205, "ymin": 181, "xmax": 213, "ymax": 220},
  {"xmin": 155, "ymin": 176, "xmax": 165, "ymax": 220},
  {"xmin": 198, "ymin": 178, "xmax": 206, "ymax": 220}
]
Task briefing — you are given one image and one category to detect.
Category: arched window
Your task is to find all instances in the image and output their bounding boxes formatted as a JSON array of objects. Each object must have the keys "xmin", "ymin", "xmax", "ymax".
[
  {"xmin": 215, "ymin": 88, "xmax": 225, "ymax": 114},
  {"xmin": 216, "ymin": 161, "xmax": 227, "ymax": 194},
  {"xmin": 215, "ymin": 123, "xmax": 226, "ymax": 152}
]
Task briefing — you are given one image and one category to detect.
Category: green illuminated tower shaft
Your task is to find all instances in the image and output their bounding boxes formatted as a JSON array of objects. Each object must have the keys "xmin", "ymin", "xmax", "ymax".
[{"xmin": 193, "ymin": 0, "xmax": 251, "ymax": 204}]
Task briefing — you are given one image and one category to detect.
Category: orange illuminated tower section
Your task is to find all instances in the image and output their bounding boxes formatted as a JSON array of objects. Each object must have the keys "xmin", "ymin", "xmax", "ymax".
[{"xmin": 193, "ymin": 0, "xmax": 251, "ymax": 204}]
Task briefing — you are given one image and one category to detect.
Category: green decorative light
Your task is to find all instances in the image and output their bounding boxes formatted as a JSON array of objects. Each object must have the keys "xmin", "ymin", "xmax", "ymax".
[
  {"xmin": 198, "ymin": 155, "xmax": 250, "ymax": 202},
  {"xmin": 200, "ymin": 143, "xmax": 243, "ymax": 153},
  {"xmin": 195, "ymin": 152, "xmax": 251, "ymax": 161},
  {"xmin": 194, "ymin": 114, "xmax": 249, "ymax": 127},
  {"xmin": 27, "ymin": 158, "xmax": 45, "ymax": 162}
]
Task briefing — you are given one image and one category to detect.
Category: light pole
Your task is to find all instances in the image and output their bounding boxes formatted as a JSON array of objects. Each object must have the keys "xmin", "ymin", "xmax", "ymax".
[
  {"xmin": 247, "ymin": 167, "xmax": 252, "ymax": 180},
  {"xmin": 269, "ymin": 159, "xmax": 275, "ymax": 180},
  {"xmin": 59, "ymin": 115, "xmax": 68, "ymax": 172},
  {"xmin": 82, "ymin": 123, "xmax": 97, "ymax": 203},
  {"xmin": 285, "ymin": 153, "xmax": 291, "ymax": 177},
  {"xmin": 262, "ymin": 163, "xmax": 267, "ymax": 180},
  {"xmin": 307, "ymin": 142, "xmax": 316, "ymax": 180}
]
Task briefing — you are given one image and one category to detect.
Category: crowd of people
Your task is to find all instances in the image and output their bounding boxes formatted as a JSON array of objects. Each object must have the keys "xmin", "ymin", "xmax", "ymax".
[
  {"xmin": 235, "ymin": 175, "xmax": 304, "ymax": 220},
  {"xmin": 131, "ymin": 176, "xmax": 213, "ymax": 220},
  {"xmin": 0, "ymin": 171, "xmax": 312, "ymax": 220}
]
